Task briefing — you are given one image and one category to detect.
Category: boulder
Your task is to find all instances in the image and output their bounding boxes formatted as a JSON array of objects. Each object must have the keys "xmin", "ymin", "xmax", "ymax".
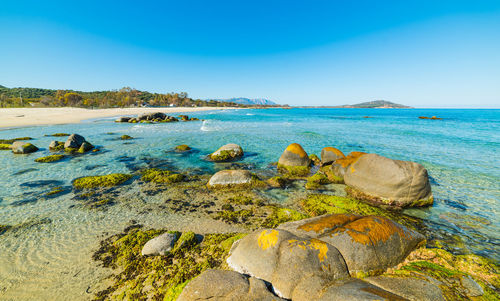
[
  {"xmin": 11, "ymin": 141, "xmax": 39, "ymax": 154},
  {"xmin": 344, "ymin": 153, "xmax": 433, "ymax": 208},
  {"xmin": 365, "ymin": 276, "xmax": 445, "ymax": 301},
  {"xmin": 141, "ymin": 232, "xmax": 179, "ymax": 256},
  {"xmin": 115, "ymin": 117, "xmax": 131, "ymax": 122},
  {"xmin": 278, "ymin": 214, "xmax": 425, "ymax": 276},
  {"xmin": 177, "ymin": 269, "xmax": 286, "ymax": 301},
  {"xmin": 207, "ymin": 170, "xmax": 252, "ymax": 187},
  {"xmin": 227, "ymin": 229, "xmax": 349, "ymax": 299},
  {"xmin": 64, "ymin": 134, "xmax": 86, "ymax": 149},
  {"xmin": 320, "ymin": 147, "xmax": 345, "ymax": 165},
  {"xmin": 210, "ymin": 143, "xmax": 243, "ymax": 161},
  {"xmin": 331, "ymin": 151, "xmax": 366, "ymax": 179},
  {"xmin": 138, "ymin": 112, "xmax": 167, "ymax": 121},
  {"xmin": 278, "ymin": 143, "xmax": 310, "ymax": 167},
  {"xmin": 78, "ymin": 142, "xmax": 94, "ymax": 153}
]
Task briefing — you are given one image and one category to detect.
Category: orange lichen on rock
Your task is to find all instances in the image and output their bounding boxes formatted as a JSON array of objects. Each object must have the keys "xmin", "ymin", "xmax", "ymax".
[
  {"xmin": 298, "ymin": 214, "xmax": 361, "ymax": 234},
  {"xmin": 257, "ymin": 230, "xmax": 280, "ymax": 250},
  {"xmin": 309, "ymin": 238, "xmax": 329, "ymax": 262},
  {"xmin": 322, "ymin": 147, "xmax": 345, "ymax": 158},
  {"xmin": 285, "ymin": 143, "xmax": 308, "ymax": 158},
  {"xmin": 332, "ymin": 216, "xmax": 411, "ymax": 246},
  {"xmin": 335, "ymin": 151, "xmax": 366, "ymax": 168}
]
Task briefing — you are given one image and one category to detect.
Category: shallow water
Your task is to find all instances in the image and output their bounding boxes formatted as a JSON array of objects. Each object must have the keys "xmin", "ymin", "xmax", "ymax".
[{"xmin": 0, "ymin": 108, "xmax": 499, "ymax": 299}]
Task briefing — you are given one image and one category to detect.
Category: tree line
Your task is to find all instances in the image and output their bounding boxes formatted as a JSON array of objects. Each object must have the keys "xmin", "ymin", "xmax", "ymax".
[{"xmin": 0, "ymin": 85, "xmax": 243, "ymax": 108}]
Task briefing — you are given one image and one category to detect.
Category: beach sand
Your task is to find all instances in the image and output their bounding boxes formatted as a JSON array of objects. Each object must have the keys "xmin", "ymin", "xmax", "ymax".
[{"xmin": 0, "ymin": 107, "xmax": 235, "ymax": 128}]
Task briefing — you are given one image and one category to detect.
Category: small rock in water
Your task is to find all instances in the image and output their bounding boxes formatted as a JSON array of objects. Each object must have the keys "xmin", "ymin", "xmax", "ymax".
[
  {"xmin": 141, "ymin": 232, "xmax": 179, "ymax": 256},
  {"xmin": 11, "ymin": 141, "xmax": 39, "ymax": 154},
  {"xmin": 209, "ymin": 143, "xmax": 244, "ymax": 162},
  {"xmin": 207, "ymin": 170, "xmax": 252, "ymax": 187},
  {"xmin": 64, "ymin": 134, "xmax": 86, "ymax": 149}
]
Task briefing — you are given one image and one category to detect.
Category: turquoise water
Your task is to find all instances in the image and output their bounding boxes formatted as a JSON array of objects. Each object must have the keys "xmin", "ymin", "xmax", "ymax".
[{"xmin": 0, "ymin": 108, "xmax": 499, "ymax": 299}]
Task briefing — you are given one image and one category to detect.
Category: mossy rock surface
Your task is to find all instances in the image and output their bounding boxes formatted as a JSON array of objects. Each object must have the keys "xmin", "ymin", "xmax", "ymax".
[
  {"xmin": 277, "ymin": 163, "xmax": 310, "ymax": 177},
  {"xmin": 0, "ymin": 137, "xmax": 32, "ymax": 144},
  {"xmin": 267, "ymin": 176, "xmax": 288, "ymax": 188},
  {"xmin": 141, "ymin": 168, "xmax": 185, "ymax": 184},
  {"xmin": 45, "ymin": 186, "xmax": 65, "ymax": 196},
  {"xmin": 35, "ymin": 154, "xmax": 65, "ymax": 163},
  {"xmin": 305, "ymin": 172, "xmax": 330, "ymax": 189},
  {"xmin": 72, "ymin": 173, "xmax": 132, "ymax": 189},
  {"xmin": 320, "ymin": 165, "xmax": 344, "ymax": 183},
  {"xmin": 261, "ymin": 207, "xmax": 309, "ymax": 228},
  {"xmin": 120, "ymin": 135, "xmax": 133, "ymax": 140},
  {"xmin": 0, "ymin": 143, "xmax": 11, "ymax": 150},
  {"xmin": 309, "ymin": 153, "xmax": 321, "ymax": 166},
  {"xmin": 175, "ymin": 144, "xmax": 191, "ymax": 151},
  {"xmin": 92, "ymin": 227, "xmax": 245, "ymax": 301},
  {"xmin": 47, "ymin": 133, "xmax": 70, "ymax": 137}
]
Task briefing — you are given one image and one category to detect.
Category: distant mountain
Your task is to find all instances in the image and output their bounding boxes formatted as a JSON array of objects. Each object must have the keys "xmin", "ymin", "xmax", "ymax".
[
  {"xmin": 333, "ymin": 100, "xmax": 412, "ymax": 108},
  {"xmin": 215, "ymin": 97, "xmax": 277, "ymax": 106}
]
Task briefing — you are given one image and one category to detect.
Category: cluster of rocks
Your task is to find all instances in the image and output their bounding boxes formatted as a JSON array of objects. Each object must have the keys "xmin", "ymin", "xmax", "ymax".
[
  {"xmin": 115, "ymin": 112, "xmax": 199, "ymax": 123},
  {"xmin": 50, "ymin": 133, "xmax": 94, "ymax": 154},
  {"xmin": 178, "ymin": 213, "xmax": 447, "ymax": 300}
]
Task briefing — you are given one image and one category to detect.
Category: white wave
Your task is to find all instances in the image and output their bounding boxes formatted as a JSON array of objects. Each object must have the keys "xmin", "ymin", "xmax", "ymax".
[
  {"xmin": 246, "ymin": 113, "xmax": 255, "ymax": 116},
  {"xmin": 200, "ymin": 120, "xmax": 222, "ymax": 132}
]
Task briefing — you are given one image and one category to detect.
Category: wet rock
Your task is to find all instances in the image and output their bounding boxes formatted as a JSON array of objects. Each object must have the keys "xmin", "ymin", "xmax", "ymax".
[
  {"xmin": 320, "ymin": 147, "xmax": 345, "ymax": 165},
  {"xmin": 11, "ymin": 141, "xmax": 39, "ymax": 154},
  {"xmin": 226, "ymin": 229, "xmax": 349, "ymax": 299},
  {"xmin": 459, "ymin": 275, "xmax": 484, "ymax": 297},
  {"xmin": 78, "ymin": 141, "xmax": 94, "ymax": 153},
  {"xmin": 344, "ymin": 153, "xmax": 433, "ymax": 208},
  {"xmin": 141, "ymin": 232, "xmax": 180, "ymax": 256},
  {"xmin": 177, "ymin": 269, "xmax": 286, "ymax": 301},
  {"xmin": 365, "ymin": 275, "xmax": 445, "ymax": 301},
  {"xmin": 115, "ymin": 117, "xmax": 131, "ymax": 122},
  {"xmin": 277, "ymin": 214, "xmax": 425, "ymax": 276},
  {"xmin": 64, "ymin": 134, "xmax": 86, "ymax": 149},
  {"xmin": 210, "ymin": 143, "xmax": 243, "ymax": 162},
  {"xmin": 207, "ymin": 170, "xmax": 252, "ymax": 187}
]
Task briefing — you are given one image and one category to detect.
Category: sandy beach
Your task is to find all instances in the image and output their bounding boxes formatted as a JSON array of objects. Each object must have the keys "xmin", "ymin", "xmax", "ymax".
[{"xmin": 0, "ymin": 107, "xmax": 235, "ymax": 128}]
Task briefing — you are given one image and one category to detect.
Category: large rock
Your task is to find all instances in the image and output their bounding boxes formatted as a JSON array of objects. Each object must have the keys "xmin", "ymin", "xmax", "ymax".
[
  {"xmin": 141, "ymin": 232, "xmax": 179, "ymax": 256},
  {"xmin": 209, "ymin": 143, "xmax": 243, "ymax": 162},
  {"xmin": 320, "ymin": 147, "xmax": 345, "ymax": 165},
  {"xmin": 278, "ymin": 143, "xmax": 310, "ymax": 167},
  {"xmin": 365, "ymin": 276, "xmax": 445, "ymax": 301},
  {"xmin": 344, "ymin": 153, "xmax": 433, "ymax": 208},
  {"xmin": 138, "ymin": 112, "xmax": 166, "ymax": 121},
  {"xmin": 207, "ymin": 170, "xmax": 252, "ymax": 187},
  {"xmin": 227, "ymin": 229, "xmax": 349, "ymax": 299},
  {"xmin": 177, "ymin": 269, "xmax": 285, "ymax": 301},
  {"xmin": 64, "ymin": 134, "xmax": 86, "ymax": 149},
  {"xmin": 11, "ymin": 141, "xmax": 38, "ymax": 154},
  {"xmin": 278, "ymin": 214, "xmax": 425, "ymax": 276},
  {"xmin": 330, "ymin": 151, "xmax": 366, "ymax": 179}
]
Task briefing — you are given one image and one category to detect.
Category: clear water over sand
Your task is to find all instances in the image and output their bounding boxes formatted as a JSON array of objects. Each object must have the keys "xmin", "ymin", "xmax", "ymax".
[{"xmin": 0, "ymin": 108, "xmax": 498, "ymax": 300}]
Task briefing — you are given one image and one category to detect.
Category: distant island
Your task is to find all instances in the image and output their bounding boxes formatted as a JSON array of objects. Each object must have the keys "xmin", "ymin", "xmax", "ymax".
[
  {"xmin": 214, "ymin": 97, "xmax": 277, "ymax": 106},
  {"xmin": 301, "ymin": 100, "xmax": 412, "ymax": 109}
]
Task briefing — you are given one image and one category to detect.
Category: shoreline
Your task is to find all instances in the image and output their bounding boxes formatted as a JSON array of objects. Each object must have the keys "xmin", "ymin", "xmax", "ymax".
[{"xmin": 0, "ymin": 107, "xmax": 239, "ymax": 129}]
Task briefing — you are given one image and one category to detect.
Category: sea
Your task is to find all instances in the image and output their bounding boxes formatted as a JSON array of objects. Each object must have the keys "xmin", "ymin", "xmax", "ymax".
[{"xmin": 0, "ymin": 108, "xmax": 498, "ymax": 300}]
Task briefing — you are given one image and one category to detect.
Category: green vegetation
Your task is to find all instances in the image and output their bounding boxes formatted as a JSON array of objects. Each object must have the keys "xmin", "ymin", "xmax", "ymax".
[
  {"xmin": 261, "ymin": 207, "xmax": 308, "ymax": 228},
  {"xmin": 92, "ymin": 227, "xmax": 244, "ymax": 300},
  {"xmin": 0, "ymin": 224, "xmax": 11, "ymax": 235},
  {"xmin": 277, "ymin": 164, "xmax": 310, "ymax": 177},
  {"xmin": 12, "ymin": 143, "xmax": 38, "ymax": 154},
  {"xmin": 46, "ymin": 133, "xmax": 70, "ymax": 137},
  {"xmin": 0, "ymin": 85, "xmax": 248, "ymax": 108},
  {"xmin": 267, "ymin": 176, "xmax": 288, "ymax": 188},
  {"xmin": 210, "ymin": 150, "xmax": 235, "ymax": 161},
  {"xmin": 305, "ymin": 172, "xmax": 330, "ymax": 189},
  {"xmin": 0, "ymin": 137, "xmax": 32, "ymax": 144},
  {"xmin": 309, "ymin": 154, "xmax": 320, "ymax": 166},
  {"xmin": 320, "ymin": 165, "xmax": 344, "ymax": 183},
  {"xmin": 120, "ymin": 135, "xmax": 133, "ymax": 140},
  {"xmin": 72, "ymin": 173, "xmax": 132, "ymax": 189},
  {"xmin": 141, "ymin": 168, "xmax": 185, "ymax": 184},
  {"xmin": 35, "ymin": 154, "xmax": 65, "ymax": 163},
  {"xmin": 45, "ymin": 186, "xmax": 65, "ymax": 196},
  {"xmin": 0, "ymin": 144, "xmax": 11, "ymax": 150},
  {"xmin": 175, "ymin": 144, "xmax": 191, "ymax": 151},
  {"xmin": 49, "ymin": 141, "xmax": 65, "ymax": 151},
  {"xmin": 216, "ymin": 209, "xmax": 253, "ymax": 223},
  {"xmin": 225, "ymin": 194, "xmax": 253, "ymax": 205}
]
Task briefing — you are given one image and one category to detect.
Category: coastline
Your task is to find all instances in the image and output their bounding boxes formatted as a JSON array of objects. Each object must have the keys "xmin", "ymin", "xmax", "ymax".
[{"xmin": 0, "ymin": 107, "xmax": 239, "ymax": 129}]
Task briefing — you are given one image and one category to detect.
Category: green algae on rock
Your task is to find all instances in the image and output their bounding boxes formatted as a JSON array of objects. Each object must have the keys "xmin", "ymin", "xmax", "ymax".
[
  {"xmin": 267, "ymin": 176, "xmax": 288, "ymax": 188},
  {"xmin": 35, "ymin": 154, "xmax": 65, "ymax": 163},
  {"xmin": 49, "ymin": 141, "xmax": 65, "ymax": 151},
  {"xmin": 45, "ymin": 186, "xmax": 65, "ymax": 197},
  {"xmin": 305, "ymin": 172, "xmax": 330, "ymax": 190},
  {"xmin": 92, "ymin": 226, "xmax": 245, "ymax": 301},
  {"xmin": 320, "ymin": 165, "xmax": 344, "ymax": 183},
  {"xmin": 46, "ymin": 133, "xmax": 70, "ymax": 137},
  {"xmin": 175, "ymin": 144, "xmax": 191, "ymax": 151},
  {"xmin": 261, "ymin": 207, "xmax": 309, "ymax": 228},
  {"xmin": 277, "ymin": 164, "xmax": 310, "ymax": 177},
  {"xmin": 309, "ymin": 153, "xmax": 321, "ymax": 166},
  {"xmin": 72, "ymin": 173, "xmax": 132, "ymax": 189},
  {"xmin": 209, "ymin": 143, "xmax": 244, "ymax": 162},
  {"xmin": 0, "ymin": 137, "xmax": 32, "ymax": 144},
  {"xmin": 11, "ymin": 142, "xmax": 39, "ymax": 154},
  {"xmin": 0, "ymin": 143, "xmax": 11, "ymax": 150},
  {"xmin": 120, "ymin": 134, "xmax": 133, "ymax": 140},
  {"xmin": 141, "ymin": 168, "xmax": 185, "ymax": 184}
]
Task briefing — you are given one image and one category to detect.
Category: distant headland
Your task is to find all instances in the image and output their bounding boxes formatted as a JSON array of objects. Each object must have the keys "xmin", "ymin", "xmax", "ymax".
[{"xmin": 300, "ymin": 100, "xmax": 413, "ymax": 109}]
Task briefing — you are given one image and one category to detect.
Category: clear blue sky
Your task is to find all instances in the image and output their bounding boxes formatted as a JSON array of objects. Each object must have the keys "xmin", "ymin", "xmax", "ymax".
[{"xmin": 1, "ymin": 0, "xmax": 499, "ymax": 107}]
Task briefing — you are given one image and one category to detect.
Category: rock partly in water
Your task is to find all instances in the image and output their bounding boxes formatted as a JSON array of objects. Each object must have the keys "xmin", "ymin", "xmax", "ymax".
[
  {"xmin": 175, "ymin": 144, "xmax": 191, "ymax": 152},
  {"xmin": 115, "ymin": 117, "xmax": 131, "ymax": 123},
  {"xmin": 49, "ymin": 141, "xmax": 64, "ymax": 151},
  {"xmin": 34, "ymin": 154, "xmax": 65, "ymax": 163},
  {"xmin": 64, "ymin": 134, "xmax": 86, "ymax": 149},
  {"xmin": 227, "ymin": 228, "xmax": 349, "ymax": 299},
  {"xmin": 277, "ymin": 143, "xmax": 310, "ymax": 176},
  {"xmin": 177, "ymin": 269, "xmax": 286, "ymax": 301},
  {"xmin": 207, "ymin": 169, "xmax": 255, "ymax": 188},
  {"xmin": 277, "ymin": 214, "xmax": 425, "ymax": 276},
  {"xmin": 72, "ymin": 173, "xmax": 132, "ymax": 189},
  {"xmin": 344, "ymin": 153, "xmax": 433, "ymax": 208},
  {"xmin": 141, "ymin": 232, "xmax": 180, "ymax": 256},
  {"xmin": 11, "ymin": 141, "xmax": 39, "ymax": 154},
  {"xmin": 320, "ymin": 147, "xmax": 345, "ymax": 166},
  {"xmin": 141, "ymin": 168, "xmax": 185, "ymax": 183},
  {"xmin": 210, "ymin": 143, "xmax": 243, "ymax": 162},
  {"xmin": 78, "ymin": 141, "xmax": 94, "ymax": 153}
]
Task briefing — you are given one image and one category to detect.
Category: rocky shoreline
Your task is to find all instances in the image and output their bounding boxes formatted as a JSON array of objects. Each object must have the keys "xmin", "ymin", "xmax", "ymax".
[{"xmin": 0, "ymin": 112, "xmax": 498, "ymax": 300}]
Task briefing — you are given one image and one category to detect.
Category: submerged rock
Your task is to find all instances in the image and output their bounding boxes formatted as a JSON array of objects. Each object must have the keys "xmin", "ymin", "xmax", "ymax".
[
  {"xmin": 141, "ymin": 232, "xmax": 180, "ymax": 256},
  {"xmin": 344, "ymin": 153, "xmax": 433, "ymax": 208},
  {"xmin": 207, "ymin": 169, "xmax": 253, "ymax": 187},
  {"xmin": 177, "ymin": 269, "xmax": 285, "ymax": 301},
  {"xmin": 227, "ymin": 228, "xmax": 349, "ymax": 299},
  {"xmin": 320, "ymin": 147, "xmax": 345, "ymax": 166},
  {"xmin": 278, "ymin": 214, "xmax": 425, "ymax": 276},
  {"xmin": 34, "ymin": 154, "xmax": 65, "ymax": 163},
  {"xmin": 277, "ymin": 143, "xmax": 310, "ymax": 176},
  {"xmin": 72, "ymin": 173, "xmax": 131, "ymax": 189},
  {"xmin": 209, "ymin": 143, "xmax": 243, "ymax": 162},
  {"xmin": 11, "ymin": 141, "xmax": 39, "ymax": 154}
]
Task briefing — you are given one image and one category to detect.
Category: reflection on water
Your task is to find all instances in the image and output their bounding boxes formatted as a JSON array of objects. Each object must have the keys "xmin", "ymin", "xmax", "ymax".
[{"xmin": 0, "ymin": 108, "xmax": 499, "ymax": 299}]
